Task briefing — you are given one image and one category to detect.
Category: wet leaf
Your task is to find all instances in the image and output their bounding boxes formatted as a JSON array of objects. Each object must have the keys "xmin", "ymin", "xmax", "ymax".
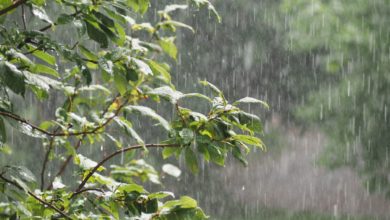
[
  {"xmin": 162, "ymin": 164, "xmax": 181, "ymax": 178},
  {"xmin": 125, "ymin": 106, "xmax": 170, "ymax": 131},
  {"xmin": 233, "ymin": 97, "xmax": 269, "ymax": 109}
]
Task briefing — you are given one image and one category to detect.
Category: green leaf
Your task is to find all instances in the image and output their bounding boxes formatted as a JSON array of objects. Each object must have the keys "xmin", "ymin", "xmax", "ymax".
[
  {"xmin": 132, "ymin": 22, "xmax": 155, "ymax": 33},
  {"xmin": 114, "ymin": 117, "xmax": 144, "ymax": 145},
  {"xmin": 33, "ymin": 64, "xmax": 60, "ymax": 78},
  {"xmin": 56, "ymin": 13, "xmax": 74, "ymax": 25},
  {"xmin": 197, "ymin": 143, "xmax": 210, "ymax": 161},
  {"xmin": 132, "ymin": 58, "xmax": 152, "ymax": 75},
  {"xmin": 147, "ymin": 86, "xmax": 183, "ymax": 103},
  {"xmin": 148, "ymin": 191, "xmax": 175, "ymax": 200},
  {"xmin": 233, "ymin": 97, "xmax": 269, "ymax": 109},
  {"xmin": 199, "ymin": 80, "xmax": 222, "ymax": 96},
  {"xmin": 207, "ymin": 145, "xmax": 225, "ymax": 166},
  {"xmin": 99, "ymin": 58, "xmax": 114, "ymax": 75},
  {"xmin": 126, "ymin": 0, "xmax": 150, "ymax": 14},
  {"xmin": 125, "ymin": 105, "xmax": 170, "ymax": 131},
  {"xmin": 180, "ymin": 93, "xmax": 212, "ymax": 102},
  {"xmin": 236, "ymin": 111, "xmax": 263, "ymax": 134},
  {"xmin": 158, "ymin": 37, "xmax": 178, "ymax": 60},
  {"xmin": 144, "ymin": 198, "xmax": 158, "ymax": 213},
  {"xmin": 78, "ymin": 85, "xmax": 111, "ymax": 95},
  {"xmin": 179, "ymin": 128, "xmax": 194, "ymax": 144},
  {"xmin": 162, "ymin": 163, "xmax": 181, "ymax": 178},
  {"xmin": 232, "ymin": 145, "xmax": 248, "ymax": 166},
  {"xmin": 163, "ymin": 196, "xmax": 198, "ymax": 210},
  {"xmin": 0, "ymin": 144, "xmax": 12, "ymax": 155},
  {"xmin": 31, "ymin": 5, "xmax": 52, "ymax": 24},
  {"xmin": 79, "ymin": 45, "xmax": 98, "ymax": 61},
  {"xmin": 178, "ymin": 196, "xmax": 198, "ymax": 209},
  {"xmin": 24, "ymin": 71, "xmax": 61, "ymax": 92},
  {"xmin": 81, "ymin": 66, "xmax": 92, "ymax": 85},
  {"xmin": 147, "ymin": 60, "xmax": 171, "ymax": 83},
  {"xmin": 28, "ymin": 45, "xmax": 56, "ymax": 65},
  {"xmin": 231, "ymin": 135, "xmax": 265, "ymax": 150},
  {"xmin": 0, "ymin": 62, "xmax": 26, "ymax": 95},
  {"xmin": 7, "ymin": 166, "xmax": 36, "ymax": 183},
  {"xmin": 161, "ymin": 4, "xmax": 188, "ymax": 13},
  {"xmin": 125, "ymin": 68, "xmax": 138, "ymax": 82},
  {"xmin": 52, "ymin": 177, "xmax": 66, "ymax": 190},
  {"xmin": 93, "ymin": 11, "xmax": 115, "ymax": 28},
  {"xmin": 75, "ymin": 154, "xmax": 105, "ymax": 171},
  {"xmin": 185, "ymin": 148, "xmax": 199, "ymax": 173},
  {"xmin": 117, "ymin": 183, "xmax": 145, "ymax": 193},
  {"xmin": 85, "ymin": 20, "xmax": 108, "ymax": 48},
  {"xmin": 0, "ymin": 0, "xmax": 11, "ymax": 23},
  {"xmin": 114, "ymin": 72, "xmax": 128, "ymax": 95},
  {"xmin": 158, "ymin": 20, "xmax": 195, "ymax": 33},
  {"xmin": 191, "ymin": 0, "xmax": 221, "ymax": 22},
  {"xmin": 162, "ymin": 147, "xmax": 180, "ymax": 159}
]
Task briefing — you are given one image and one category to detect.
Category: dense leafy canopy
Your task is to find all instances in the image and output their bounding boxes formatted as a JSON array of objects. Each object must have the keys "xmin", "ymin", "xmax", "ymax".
[
  {"xmin": 0, "ymin": 0, "xmax": 266, "ymax": 219},
  {"xmin": 284, "ymin": 0, "xmax": 390, "ymax": 196}
]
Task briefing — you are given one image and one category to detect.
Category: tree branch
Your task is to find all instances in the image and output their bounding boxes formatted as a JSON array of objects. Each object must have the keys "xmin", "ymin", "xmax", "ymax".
[
  {"xmin": 0, "ymin": 173, "xmax": 72, "ymax": 219},
  {"xmin": 0, "ymin": 0, "xmax": 27, "ymax": 17},
  {"xmin": 0, "ymin": 106, "xmax": 122, "ymax": 137},
  {"xmin": 72, "ymin": 143, "xmax": 180, "ymax": 196}
]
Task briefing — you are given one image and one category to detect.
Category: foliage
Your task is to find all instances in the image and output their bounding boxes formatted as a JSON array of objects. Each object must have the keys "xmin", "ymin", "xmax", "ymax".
[
  {"xmin": 0, "ymin": 0, "xmax": 266, "ymax": 219},
  {"xmin": 283, "ymin": 0, "xmax": 390, "ymax": 196}
]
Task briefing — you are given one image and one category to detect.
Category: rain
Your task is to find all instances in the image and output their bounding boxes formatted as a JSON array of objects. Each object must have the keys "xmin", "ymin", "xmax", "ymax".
[{"xmin": 0, "ymin": 0, "xmax": 390, "ymax": 219}]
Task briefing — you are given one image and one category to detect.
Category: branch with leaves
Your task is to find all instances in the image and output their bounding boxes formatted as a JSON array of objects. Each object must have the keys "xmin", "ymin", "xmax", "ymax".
[
  {"xmin": 0, "ymin": 173, "xmax": 72, "ymax": 219},
  {"xmin": 0, "ymin": 0, "xmax": 266, "ymax": 219}
]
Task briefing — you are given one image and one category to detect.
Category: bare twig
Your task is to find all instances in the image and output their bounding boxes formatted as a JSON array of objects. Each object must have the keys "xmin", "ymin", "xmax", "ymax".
[
  {"xmin": 46, "ymin": 136, "xmax": 84, "ymax": 190},
  {"xmin": 72, "ymin": 187, "xmax": 104, "ymax": 196},
  {"xmin": 21, "ymin": 4, "xmax": 26, "ymax": 30},
  {"xmin": 0, "ymin": 174, "xmax": 72, "ymax": 219},
  {"xmin": 0, "ymin": 0, "xmax": 27, "ymax": 17},
  {"xmin": 40, "ymin": 127, "xmax": 61, "ymax": 190},
  {"xmin": 72, "ymin": 143, "xmax": 180, "ymax": 196},
  {"xmin": 175, "ymin": 103, "xmax": 187, "ymax": 125}
]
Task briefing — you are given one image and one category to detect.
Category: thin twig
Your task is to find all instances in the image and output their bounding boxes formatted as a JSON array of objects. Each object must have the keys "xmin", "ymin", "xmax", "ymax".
[
  {"xmin": 0, "ymin": 174, "xmax": 72, "ymax": 219},
  {"xmin": 72, "ymin": 143, "xmax": 180, "ymax": 196},
  {"xmin": 21, "ymin": 4, "xmax": 26, "ymax": 30},
  {"xmin": 73, "ymin": 187, "xmax": 104, "ymax": 196},
  {"xmin": 0, "ymin": 110, "xmax": 119, "ymax": 137},
  {"xmin": 22, "ymin": 46, "xmax": 41, "ymax": 55},
  {"xmin": 0, "ymin": 0, "xmax": 27, "ymax": 17},
  {"xmin": 46, "ymin": 136, "xmax": 84, "ymax": 190},
  {"xmin": 43, "ymin": 87, "xmax": 80, "ymax": 190},
  {"xmin": 40, "ymin": 127, "xmax": 61, "ymax": 190},
  {"xmin": 175, "ymin": 103, "xmax": 187, "ymax": 125}
]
